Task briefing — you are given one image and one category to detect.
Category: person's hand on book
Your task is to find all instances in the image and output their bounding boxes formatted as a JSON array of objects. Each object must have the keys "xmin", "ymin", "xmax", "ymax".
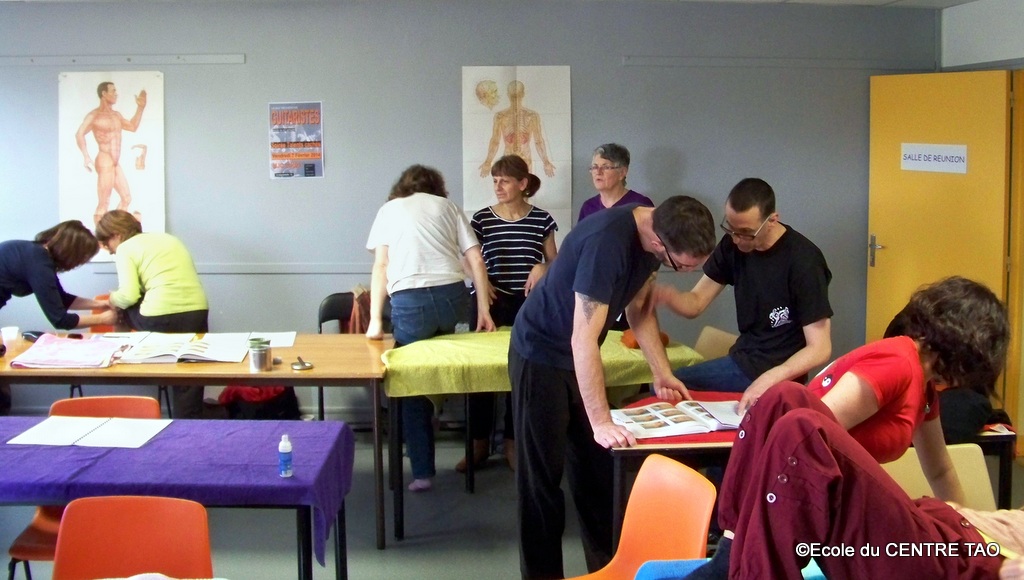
[
  {"xmin": 738, "ymin": 379, "xmax": 777, "ymax": 416},
  {"xmin": 592, "ymin": 421, "xmax": 637, "ymax": 449},
  {"xmin": 652, "ymin": 374, "xmax": 692, "ymax": 403}
]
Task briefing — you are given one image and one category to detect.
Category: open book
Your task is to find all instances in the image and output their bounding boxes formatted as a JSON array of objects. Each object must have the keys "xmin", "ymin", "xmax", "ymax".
[
  {"xmin": 6, "ymin": 416, "xmax": 172, "ymax": 448},
  {"xmin": 119, "ymin": 332, "xmax": 251, "ymax": 364},
  {"xmin": 611, "ymin": 400, "xmax": 743, "ymax": 439}
]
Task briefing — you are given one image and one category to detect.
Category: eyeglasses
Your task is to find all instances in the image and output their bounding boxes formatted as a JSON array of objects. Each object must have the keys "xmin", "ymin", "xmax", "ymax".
[
  {"xmin": 720, "ymin": 215, "xmax": 771, "ymax": 241},
  {"xmin": 656, "ymin": 234, "xmax": 679, "ymax": 271},
  {"xmin": 589, "ymin": 164, "xmax": 621, "ymax": 173}
]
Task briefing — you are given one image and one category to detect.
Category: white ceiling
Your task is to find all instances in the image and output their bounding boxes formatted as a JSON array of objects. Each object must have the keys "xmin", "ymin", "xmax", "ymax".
[
  {"xmin": 0, "ymin": 0, "xmax": 984, "ymax": 6},
  {"xmin": 676, "ymin": 0, "xmax": 977, "ymax": 7}
]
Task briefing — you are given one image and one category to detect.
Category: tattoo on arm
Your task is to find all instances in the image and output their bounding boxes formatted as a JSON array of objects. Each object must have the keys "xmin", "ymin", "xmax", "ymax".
[{"xmin": 580, "ymin": 294, "xmax": 601, "ymax": 323}]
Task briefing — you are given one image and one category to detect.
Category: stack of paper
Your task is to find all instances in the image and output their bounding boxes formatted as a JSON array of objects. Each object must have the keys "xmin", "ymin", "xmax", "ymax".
[{"xmin": 9, "ymin": 334, "xmax": 127, "ymax": 369}]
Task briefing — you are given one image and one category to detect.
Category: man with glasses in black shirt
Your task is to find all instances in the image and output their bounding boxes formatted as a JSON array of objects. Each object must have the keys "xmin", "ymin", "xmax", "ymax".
[{"xmin": 646, "ymin": 177, "xmax": 833, "ymax": 415}]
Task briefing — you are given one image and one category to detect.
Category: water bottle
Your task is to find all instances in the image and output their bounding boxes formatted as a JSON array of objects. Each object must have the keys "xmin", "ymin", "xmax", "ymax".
[{"xmin": 278, "ymin": 434, "xmax": 293, "ymax": 478}]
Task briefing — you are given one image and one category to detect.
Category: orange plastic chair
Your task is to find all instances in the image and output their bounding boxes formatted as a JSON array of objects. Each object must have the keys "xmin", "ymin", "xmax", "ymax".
[
  {"xmin": 51, "ymin": 495, "xmax": 212, "ymax": 580},
  {"xmin": 6, "ymin": 396, "xmax": 162, "ymax": 580},
  {"xmin": 565, "ymin": 454, "xmax": 717, "ymax": 580},
  {"xmin": 49, "ymin": 395, "xmax": 161, "ymax": 419}
]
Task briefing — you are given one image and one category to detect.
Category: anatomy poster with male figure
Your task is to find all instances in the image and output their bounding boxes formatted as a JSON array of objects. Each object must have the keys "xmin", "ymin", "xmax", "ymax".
[
  {"xmin": 59, "ymin": 70, "xmax": 166, "ymax": 259},
  {"xmin": 462, "ymin": 66, "xmax": 571, "ymax": 243}
]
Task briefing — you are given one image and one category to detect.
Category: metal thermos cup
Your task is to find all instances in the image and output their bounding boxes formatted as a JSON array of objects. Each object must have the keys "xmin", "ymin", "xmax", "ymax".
[{"xmin": 249, "ymin": 339, "xmax": 272, "ymax": 372}]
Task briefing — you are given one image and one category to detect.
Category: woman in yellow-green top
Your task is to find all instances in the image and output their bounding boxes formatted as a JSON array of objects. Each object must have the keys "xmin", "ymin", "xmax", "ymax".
[{"xmin": 96, "ymin": 210, "xmax": 209, "ymax": 418}]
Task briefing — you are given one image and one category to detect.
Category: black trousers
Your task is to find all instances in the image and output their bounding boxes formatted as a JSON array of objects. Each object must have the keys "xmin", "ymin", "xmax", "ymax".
[
  {"xmin": 508, "ymin": 345, "xmax": 613, "ymax": 579},
  {"xmin": 126, "ymin": 307, "xmax": 209, "ymax": 418}
]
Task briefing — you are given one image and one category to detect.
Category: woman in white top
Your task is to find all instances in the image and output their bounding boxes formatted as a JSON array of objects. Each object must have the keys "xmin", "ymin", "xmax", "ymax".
[{"xmin": 366, "ymin": 164, "xmax": 495, "ymax": 492}]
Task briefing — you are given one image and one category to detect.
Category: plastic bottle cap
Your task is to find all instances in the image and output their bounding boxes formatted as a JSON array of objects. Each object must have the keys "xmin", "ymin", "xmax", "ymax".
[{"xmin": 279, "ymin": 434, "xmax": 292, "ymax": 452}]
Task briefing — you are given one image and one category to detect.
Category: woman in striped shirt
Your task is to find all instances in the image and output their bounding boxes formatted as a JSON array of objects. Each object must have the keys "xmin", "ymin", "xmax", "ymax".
[{"xmin": 459, "ymin": 154, "xmax": 558, "ymax": 472}]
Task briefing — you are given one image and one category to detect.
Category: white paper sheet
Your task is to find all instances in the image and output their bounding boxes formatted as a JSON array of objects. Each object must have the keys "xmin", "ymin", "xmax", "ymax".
[
  {"xmin": 98, "ymin": 331, "xmax": 152, "ymax": 346},
  {"xmin": 6, "ymin": 416, "xmax": 172, "ymax": 448},
  {"xmin": 74, "ymin": 418, "xmax": 173, "ymax": 448},
  {"xmin": 7, "ymin": 416, "xmax": 108, "ymax": 446}
]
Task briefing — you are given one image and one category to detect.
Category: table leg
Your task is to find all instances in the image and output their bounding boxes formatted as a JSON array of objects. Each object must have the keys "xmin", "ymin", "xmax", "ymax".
[
  {"xmin": 391, "ymin": 396, "xmax": 405, "ymax": 540},
  {"xmin": 389, "ymin": 397, "xmax": 400, "ymax": 495},
  {"xmin": 465, "ymin": 394, "xmax": 475, "ymax": 493},
  {"xmin": 297, "ymin": 506, "xmax": 313, "ymax": 580},
  {"xmin": 611, "ymin": 452, "xmax": 628, "ymax": 552},
  {"xmin": 0, "ymin": 383, "xmax": 10, "ymax": 416},
  {"xmin": 372, "ymin": 379, "xmax": 386, "ymax": 550},
  {"xmin": 998, "ymin": 439, "xmax": 1013, "ymax": 509},
  {"xmin": 334, "ymin": 503, "xmax": 347, "ymax": 580}
]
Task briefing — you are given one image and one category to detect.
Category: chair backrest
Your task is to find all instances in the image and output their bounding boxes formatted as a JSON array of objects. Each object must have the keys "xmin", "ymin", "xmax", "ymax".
[
  {"xmin": 50, "ymin": 395, "xmax": 162, "ymax": 419},
  {"xmin": 51, "ymin": 495, "xmax": 212, "ymax": 580},
  {"xmin": 318, "ymin": 292, "xmax": 354, "ymax": 333},
  {"xmin": 693, "ymin": 326, "xmax": 739, "ymax": 361},
  {"xmin": 880, "ymin": 443, "xmax": 996, "ymax": 511},
  {"xmin": 600, "ymin": 454, "xmax": 717, "ymax": 578}
]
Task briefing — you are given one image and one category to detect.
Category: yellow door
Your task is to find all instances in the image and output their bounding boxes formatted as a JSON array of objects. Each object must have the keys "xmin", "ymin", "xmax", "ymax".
[{"xmin": 867, "ymin": 71, "xmax": 1010, "ymax": 342}]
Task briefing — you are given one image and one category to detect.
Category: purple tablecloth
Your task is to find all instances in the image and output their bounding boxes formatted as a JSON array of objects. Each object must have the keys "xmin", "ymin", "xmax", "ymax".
[{"xmin": 0, "ymin": 417, "xmax": 354, "ymax": 566}]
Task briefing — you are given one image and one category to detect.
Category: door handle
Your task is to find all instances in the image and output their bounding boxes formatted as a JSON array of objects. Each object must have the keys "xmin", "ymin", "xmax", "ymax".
[{"xmin": 869, "ymin": 234, "xmax": 886, "ymax": 267}]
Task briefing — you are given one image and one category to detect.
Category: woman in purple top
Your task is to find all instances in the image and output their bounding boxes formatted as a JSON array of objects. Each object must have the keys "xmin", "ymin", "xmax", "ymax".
[
  {"xmin": 577, "ymin": 143, "xmax": 654, "ymax": 222},
  {"xmin": 578, "ymin": 143, "xmax": 654, "ymax": 331}
]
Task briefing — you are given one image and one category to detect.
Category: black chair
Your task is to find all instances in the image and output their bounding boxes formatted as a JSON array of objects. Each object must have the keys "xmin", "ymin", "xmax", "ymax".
[{"xmin": 316, "ymin": 292, "xmax": 355, "ymax": 421}]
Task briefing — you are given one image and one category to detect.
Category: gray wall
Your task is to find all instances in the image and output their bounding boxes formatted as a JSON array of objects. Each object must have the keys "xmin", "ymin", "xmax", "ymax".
[{"xmin": 0, "ymin": 0, "xmax": 939, "ymax": 417}]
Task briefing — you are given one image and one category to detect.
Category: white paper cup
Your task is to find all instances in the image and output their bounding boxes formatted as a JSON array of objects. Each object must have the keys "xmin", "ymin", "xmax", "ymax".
[{"xmin": 1, "ymin": 326, "xmax": 19, "ymax": 344}]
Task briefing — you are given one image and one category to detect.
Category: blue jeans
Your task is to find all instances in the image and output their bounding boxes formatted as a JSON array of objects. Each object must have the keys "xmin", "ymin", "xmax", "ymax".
[
  {"xmin": 672, "ymin": 355, "xmax": 752, "ymax": 393},
  {"xmin": 390, "ymin": 282, "xmax": 470, "ymax": 479}
]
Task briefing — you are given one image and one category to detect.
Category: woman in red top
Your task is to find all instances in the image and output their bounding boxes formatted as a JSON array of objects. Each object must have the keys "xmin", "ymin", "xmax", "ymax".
[{"xmin": 690, "ymin": 276, "xmax": 1009, "ymax": 580}]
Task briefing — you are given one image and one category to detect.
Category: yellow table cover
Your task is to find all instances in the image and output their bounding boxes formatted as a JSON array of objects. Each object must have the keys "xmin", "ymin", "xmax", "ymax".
[{"xmin": 382, "ymin": 328, "xmax": 702, "ymax": 398}]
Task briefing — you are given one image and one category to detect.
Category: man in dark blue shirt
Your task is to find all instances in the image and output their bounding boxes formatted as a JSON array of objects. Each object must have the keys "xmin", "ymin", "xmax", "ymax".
[{"xmin": 509, "ymin": 196, "xmax": 716, "ymax": 579}]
